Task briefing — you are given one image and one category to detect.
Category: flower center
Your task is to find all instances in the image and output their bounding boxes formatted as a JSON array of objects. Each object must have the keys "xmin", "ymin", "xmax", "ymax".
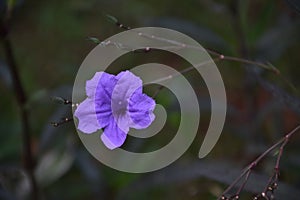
[{"xmin": 112, "ymin": 99, "xmax": 127, "ymax": 115}]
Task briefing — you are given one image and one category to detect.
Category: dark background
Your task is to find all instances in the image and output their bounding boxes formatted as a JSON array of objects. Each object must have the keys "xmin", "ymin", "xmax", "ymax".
[{"xmin": 1, "ymin": 0, "xmax": 300, "ymax": 199}]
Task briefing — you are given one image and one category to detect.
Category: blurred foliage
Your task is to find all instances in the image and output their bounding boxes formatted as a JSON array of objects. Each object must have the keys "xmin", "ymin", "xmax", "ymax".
[{"xmin": 1, "ymin": 0, "xmax": 300, "ymax": 199}]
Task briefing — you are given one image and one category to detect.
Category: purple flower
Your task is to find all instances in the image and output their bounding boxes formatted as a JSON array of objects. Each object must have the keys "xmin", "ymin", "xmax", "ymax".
[{"xmin": 74, "ymin": 70, "xmax": 156, "ymax": 150}]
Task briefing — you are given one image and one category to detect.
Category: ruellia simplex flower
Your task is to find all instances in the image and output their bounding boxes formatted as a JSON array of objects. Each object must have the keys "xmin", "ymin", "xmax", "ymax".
[{"xmin": 74, "ymin": 71, "xmax": 155, "ymax": 149}]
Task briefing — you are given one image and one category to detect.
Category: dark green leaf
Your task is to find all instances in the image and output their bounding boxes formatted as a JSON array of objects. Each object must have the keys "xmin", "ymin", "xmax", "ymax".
[
  {"xmin": 104, "ymin": 13, "xmax": 118, "ymax": 24},
  {"xmin": 86, "ymin": 37, "xmax": 101, "ymax": 44},
  {"xmin": 35, "ymin": 143, "xmax": 74, "ymax": 187},
  {"xmin": 50, "ymin": 96, "xmax": 66, "ymax": 104}
]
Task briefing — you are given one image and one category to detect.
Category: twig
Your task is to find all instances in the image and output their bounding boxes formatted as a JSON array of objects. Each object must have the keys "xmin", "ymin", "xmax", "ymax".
[
  {"xmin": 51, "ymin": 117, "xmax": 73, "ymax": 127},
  {"xmin": 150, "ymin": 57, "xmax": 221, "ymax": 98},
  {"xmin": 0, "ymin": 20, "xmax": 38, "ymax": 199},
  {"xmin": 103, "ymin": 15, "xmax": 281, "ymax": 75},
  {"xmin": 100, "ymin": 14, "xmax": 300, "ymax": 100},
  {"xmin": 50, "ymin": 96, "xmax": 73, "ymax": 105},
  {"xmin": 219, "ymin": 124, "xmax": 300, "ymax": 200},
  {"xmin": 50, "ymin": 97, "xmax": 77, "ymax": 127}
]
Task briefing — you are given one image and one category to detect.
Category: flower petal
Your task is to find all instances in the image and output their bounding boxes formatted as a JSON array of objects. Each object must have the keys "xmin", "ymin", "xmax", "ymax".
[
  {"xmin": 94, "ymin": 72, "xmax": 118, "ymax": 103},
  {"xmin": 112, "ymin": 70, "xmax": 142, "ymax": 105},
  {"xmin": 113, "ymin": 113, "xmax": 130, "ymax": 133},
  {"xmin": 128, "ymin": 91, "xmax": 156, "ymax": 129},
  {"xmin": 94, "ymin": 72, "xmax": 119, "ymax": 127},
  {"xmin": 100, "ymin": 120, "xmax": 127, "ymax": 150},
  {"xmin": 86, "ymin": 72, "xmax": 104, "ymax": 98},
  {"xmin": 111, "ymin": 71, "xmax": 143, "ymax": 132},
  {"xmin": 74, "ymin": 98, "xmax": 102, "ymax": 134}
]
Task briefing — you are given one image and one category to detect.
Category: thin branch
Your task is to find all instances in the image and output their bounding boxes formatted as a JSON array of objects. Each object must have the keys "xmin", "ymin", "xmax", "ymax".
[
  {"xmin": 51, "ymin": 117, "xmax": 73, "ymax": 127},
  {"xmin": 219, "ymin": 124, "xmax": 300, "ymax": 200},
  {"xmin": 50, "ymin": 96, "xmax": 73, "ymax": 105},
  {"xmin": 0, "ymin": 20, "xmax": 38, "ymax": 199},
  {"xmin": 104, "ymin": 15, "xmax": 279, "ymax": 74},
  {"xmin": 222, "ymin": 56, "xmax": 279, "ymax": 74},
  {"xmin": 151, "ymin": 57, "xmax": 221, "ymax": 98},
  {"xmin": 101, "ymin": 14, "xmax": 300, "ymax": 96},
  {"xmin": 50, "ymin": 97, "xmax": 76, "ymax": 127}
]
